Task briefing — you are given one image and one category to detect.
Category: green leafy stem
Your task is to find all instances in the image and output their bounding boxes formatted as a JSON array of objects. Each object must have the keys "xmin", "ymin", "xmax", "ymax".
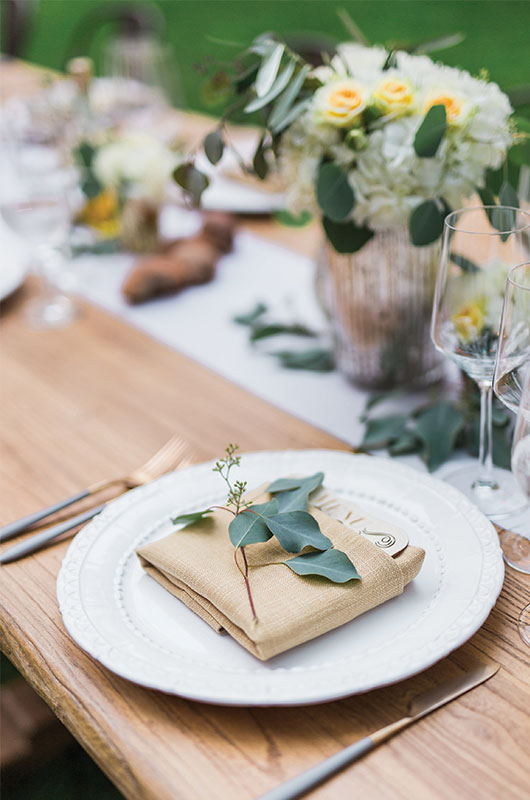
[{"xmin": 171, "ymin": 445, "xmax": 360, "ymax": 623}]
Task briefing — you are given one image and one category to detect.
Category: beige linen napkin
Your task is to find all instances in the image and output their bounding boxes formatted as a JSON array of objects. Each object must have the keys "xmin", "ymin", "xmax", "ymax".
[{"xmin": 137, "ymin": 487, "xmax": 425, "ymax": 660}]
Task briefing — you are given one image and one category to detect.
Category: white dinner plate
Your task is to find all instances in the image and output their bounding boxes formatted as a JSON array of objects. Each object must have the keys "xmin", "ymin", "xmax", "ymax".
[{"xmin": 57, "ymin": 450, "xmax": 504, "ymax": 706}]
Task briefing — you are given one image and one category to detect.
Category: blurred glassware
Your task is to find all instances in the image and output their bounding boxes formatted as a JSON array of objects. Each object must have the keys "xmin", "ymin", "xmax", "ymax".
[
  {"xmin": 431, "ymin": 206, "xmax": 530, "ymax": 517},
  {"xmin": 1, "ymin": 91, "xmax": 79, "ymax": 327},
  {"xmin": 494, "ymin": 263, "xmax": 530, "ymax": 414}
]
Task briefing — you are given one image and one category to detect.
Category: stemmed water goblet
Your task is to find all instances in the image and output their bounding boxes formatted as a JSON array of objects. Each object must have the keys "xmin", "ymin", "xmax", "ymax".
[
  {"xmin": 493, "ymin": 264, "xmax": 530, "ymax": 630},
  {"xmin": 431, "ymin": 206, "xmax": 530, "ymax": 517}
]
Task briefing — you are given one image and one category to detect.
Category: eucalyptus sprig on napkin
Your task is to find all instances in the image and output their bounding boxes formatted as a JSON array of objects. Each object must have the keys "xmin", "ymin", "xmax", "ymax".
[{"xmin": 172, "ymin": 444, "xmax": 359, "ymax": 622}]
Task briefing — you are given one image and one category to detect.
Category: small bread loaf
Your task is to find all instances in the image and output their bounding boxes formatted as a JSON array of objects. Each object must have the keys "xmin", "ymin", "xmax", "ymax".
[{"xmin": 121, "ymin": 212, "xmax": 235, "ymax": 304}]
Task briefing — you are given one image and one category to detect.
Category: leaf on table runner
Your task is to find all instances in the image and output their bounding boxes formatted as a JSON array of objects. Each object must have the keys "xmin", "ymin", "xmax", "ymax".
[
  {"xmin": 249, "ymin": 323, "xmax": 317, "ymax": 342},
  {"xmin": 451, "ymin": 253, "xmax": 480, "ymax": 274},
  {"xmin": 267, "ymin": 472, "xmax": 324, "ymax": 512},
  {"xmin": 274, "ymin": 209, "xmax": 313, "ymax": 227},
  {"xmin": 228, "ymin": 499, "xmax": 278, "ymax": 547},
  {"xmin": 244, "ymin": 59, "xmax": 295, "ymax": 113},
  {"xmin": 173, "ymin": 163, "xmax": 210, "ymax": 205},
  {"xmin": 361, "ymin": 414, "xmax": 408, "ymax": 449},
  {"xmin": 172, "ymin": 508, "xmax": 214, "ymax": 527},
  {"xmin": 264, "ymin": 510, "xmax": 332, "ymax": 553},
  {"xmin": 323, "ymin": 217, "xmax": 374, "ymax": 253},
  {"xmin": 413, "ymin": 104, "xmax": 447, "ymax": 157},
  {"xmin": 204, "ymin": 130, "xmax": 224, "ymax": 165},
  {"xmin": 414, "ymin": 401, "xmax": 465, "ymax": 471},
  {"xmin": 316, "ymin": 162, "xmax": 355, "ymax": 222},
  {"xmin": 252, "ymin": 135, "xmax": 269, "ymax": 179},
  {"xmin": 268, "ymin": 64, "xmax": 311, "ymax": 131},
  {"xmin": 255, "ymin": 43, "xmax": 285, "ymax": 98},
  {"xmin": 388, "ymin": 431, "xmax": 422, "ymax": 456},
  {"xmin": 233, "ymin": 302, "xmax": 268, "ymax": 326},
  {"xmin": 274, "ymin": 349, "xmax": 335, "ymax": 372},
  {"xmin": 409, "ymin": 198, "xmax": 447, "ymax": 246},
  {"xmin": 285, "ymin": 549, "xmax": 361, "ymax": 582}
]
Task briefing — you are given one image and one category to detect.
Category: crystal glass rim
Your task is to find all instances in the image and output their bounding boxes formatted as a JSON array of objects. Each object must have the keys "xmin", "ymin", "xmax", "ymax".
[
  {"xmin": 444, "ymin": 206, "xmax": 530, "ymax": 235},
  {"xmin": 506, "ymin": 262, "xmax": 530, "ymax": 291}
]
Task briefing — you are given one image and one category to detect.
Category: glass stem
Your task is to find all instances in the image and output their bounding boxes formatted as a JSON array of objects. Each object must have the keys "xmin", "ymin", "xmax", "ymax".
[{"xmin": 476, "ymin": 381, "xmax": 497, "ymax": 489}]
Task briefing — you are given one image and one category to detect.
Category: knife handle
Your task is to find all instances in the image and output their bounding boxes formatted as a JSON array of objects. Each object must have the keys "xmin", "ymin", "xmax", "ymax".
[
  {"xmin": 0, "ymin": 490, "xmax": 90, "ymax": 543},
  {"xmin": 257, "ymin": 737, "xmax": 375, "ymax": 800},
  {"xmin": 0, "ymin": 503, "xmax": 107, "ymax": 564}
]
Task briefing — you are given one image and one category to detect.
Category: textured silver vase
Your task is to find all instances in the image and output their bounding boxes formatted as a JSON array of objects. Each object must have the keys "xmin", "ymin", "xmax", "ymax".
[{"xmin": 318, "ymin": 228, "xmax": 444, "ymax": 389}]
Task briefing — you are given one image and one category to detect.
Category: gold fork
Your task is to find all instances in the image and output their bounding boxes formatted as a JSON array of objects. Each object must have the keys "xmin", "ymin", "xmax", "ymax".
[{"xmin": 0, "ymin": 436, "xmax": 192, "ymax": 561}]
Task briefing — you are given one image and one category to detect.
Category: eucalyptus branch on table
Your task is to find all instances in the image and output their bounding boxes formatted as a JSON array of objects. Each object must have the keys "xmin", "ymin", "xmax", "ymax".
[
  {"xmin": 233, "ymin": 301, "xmax": 335, "ymax": 372},
  {"xmin": 172, "ymin": 444, "xmax": 359, "ymax": 623},
  {"xmin": 359, "ymin": 382, "xmax": 514, "ymax": 472}
]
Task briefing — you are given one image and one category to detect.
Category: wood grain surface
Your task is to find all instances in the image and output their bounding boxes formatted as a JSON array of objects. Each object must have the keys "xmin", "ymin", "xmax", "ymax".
[{"xmin": 1, "ymin": 61, "xmax": 529, "ymax": 800}]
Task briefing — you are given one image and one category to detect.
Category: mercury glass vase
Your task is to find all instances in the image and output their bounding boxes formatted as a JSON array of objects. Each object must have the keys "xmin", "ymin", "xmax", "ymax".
[{"xmin": 317, "ymin": 228, "xmax": 444, "ymax": 389}]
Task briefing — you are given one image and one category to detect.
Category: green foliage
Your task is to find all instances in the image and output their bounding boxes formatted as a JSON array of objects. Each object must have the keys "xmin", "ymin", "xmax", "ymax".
[
  {"xmin": 413, "ymin": 104, "xmax": 447, "ymax": 157},
  {"xmin": 273, "ymin": 348, "xmax": 335, "ymax": 372},
  {"xmin": 172, "ymin": 509, "xmax": 214, "ymax": 527},
  {"xmin": 263, "ymin": 510, "xmax": 332, "ymax": 553},
  {"xmin": 233, "ymin": 301, "xmax": 268, "ymax": 325},
  {"xmin": 204, "ymin": 129, "xmax": 225, "ymax": 165},
  {"xmin": 409, "ymin": 198, "xmax": 448, "ymax": 246},
  {"xmin": 267, "ymin": 472, "xmax": 324, "ymax": 511},
  {"xmin": 285, "ymin": 549, "xmax": 361, "ymax": 582},
  {"xmin": 228, "ymin": 500, "xmax": 277, "ymax": 547},
  {"xmin": 173, "ymin": 163, "xmax": 210, "ymax": 205},
  {"xmin": 252, "ymin": 135, "xmax": 269, "ymax": 179},
  {"xmin": 358, "ymin": 385, "xmax": 514, "ymax": 471},
  {"xmin": 322, "ymin": 217, "xmax": 374, "ymax": 253},
  {"xmin": 249, "ymin": 322, "xmax": 316, "ymax": 342},
  {"xmin": 451, "ymin": 253, "xmax": 480, "ymax": 274},
  {"xmin": 316, "ymin": 163, "xmax": 355, "ymax": 222},
  {"xmin": 274, "ymin": 209, "xmax": 313, "ymax": 227}
]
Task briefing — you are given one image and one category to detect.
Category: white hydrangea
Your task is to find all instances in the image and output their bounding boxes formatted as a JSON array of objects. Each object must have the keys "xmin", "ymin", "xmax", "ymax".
[
  {"xmin": 93, "ymin": 133, "xmax": 179, "ymax": 203},
  {"xmin": 282, "ymin": 44, "xmax": 514, "ymax": 231}
]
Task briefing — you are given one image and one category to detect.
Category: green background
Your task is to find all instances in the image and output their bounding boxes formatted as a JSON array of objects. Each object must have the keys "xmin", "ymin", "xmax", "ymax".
[{"xmin": 10, "ymin": 0, "xmax": 530, "ymax": 114}]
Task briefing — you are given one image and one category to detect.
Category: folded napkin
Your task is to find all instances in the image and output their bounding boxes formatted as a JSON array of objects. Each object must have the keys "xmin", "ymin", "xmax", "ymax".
[{"xmin": 137, "ymin": 486, "xmax": 425, "ymax": 660}]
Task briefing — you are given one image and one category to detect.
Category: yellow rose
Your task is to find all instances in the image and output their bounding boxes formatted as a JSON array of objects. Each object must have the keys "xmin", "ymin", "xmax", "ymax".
[
  {"xmin": 424, "ymin": 89, "xmax": 468, "ymax": 125},
  {"xmin": 76, "ymin": 188, "xmax": 121, "ymax": 237},
  {"xmin": 372, "ymin": 77, "xmax": 415, "ymax": 115},
  {"xmin": 453, "ymin": 300, "xmax": 485, "ymax": 342},
  {"xmin": 314, "ymin": 79, "xmax": 367, "ymax": 127}
]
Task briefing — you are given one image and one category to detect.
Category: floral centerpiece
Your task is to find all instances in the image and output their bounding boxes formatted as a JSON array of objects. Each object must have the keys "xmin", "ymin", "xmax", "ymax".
[
  {"xmin": 179, "ymin": 32, "xmax": 528, "ymax": 387},
  {"xmin": 75, "ymin": 132, "xmax": 179, "ymax": 252}
]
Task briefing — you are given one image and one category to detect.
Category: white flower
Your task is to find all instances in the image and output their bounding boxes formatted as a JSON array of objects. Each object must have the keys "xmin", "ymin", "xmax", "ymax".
[{"xmin": 93, "ymin": 133, "xmax": 179, "ymax": 202}]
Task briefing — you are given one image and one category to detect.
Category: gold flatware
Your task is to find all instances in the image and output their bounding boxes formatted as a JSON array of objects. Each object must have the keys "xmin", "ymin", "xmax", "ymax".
[
  {"xmin": 258, "ymin": 660, "xmax": 500, "ymax": 800},
  {"xmin": 0, "ymin": 436, "xmax": 192, "ymax": 563}
]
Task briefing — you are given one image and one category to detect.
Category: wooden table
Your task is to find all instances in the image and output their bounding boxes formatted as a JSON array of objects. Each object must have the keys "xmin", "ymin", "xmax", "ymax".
[{"xmin": 1, "ymin": 61, "xmax": 529, "ymax": 800}]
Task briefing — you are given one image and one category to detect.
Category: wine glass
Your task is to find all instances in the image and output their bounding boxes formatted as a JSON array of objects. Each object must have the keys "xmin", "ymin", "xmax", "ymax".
[{"xmin": 431, "ymin": 206, "xmax": 530, "ymax": 517}]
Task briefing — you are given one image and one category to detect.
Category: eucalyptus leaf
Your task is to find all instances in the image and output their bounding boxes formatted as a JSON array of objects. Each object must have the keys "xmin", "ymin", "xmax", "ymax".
[
  {"xmin": 268, "ymin": 65, "xmax": 311, "ymax": 130},
  {"xmin": 323, "ymin": 217, "xmax": 373, "ymax": 253},
  {"xmin": 267, "ymin": 472, "xmax": 324, "ymax": 494},
  {"xmin": 244, "ymin": 59, "xmax": 295, "ymax": 113},
  {"xmin": 274, "ymin": 349, "xmax": 335, "ymax": 372},
  {"xmin": 274, "ymin": 209, "xmax": 312, "ymax": 227},
  {"xmin": 255, "ymin": 43, "xmax": 285, "ymax": 98},
  {"xmin": 250, "ymin": 323, "xmax": 316, "ymax": 342},
  {"xmin": 316, "ymin": 163, "xmax": 355, "ymax": 222},
  {"xmin": 451, "ymin": 253, "xmax": 480, "ymax": 274},
  {"xmin": 172, "ymin": 508, "xmax": 214, "ymax": 527},
  {"xmin": 233, "ymin": 302, "xmax": 267, "ymax": 326},
  {"xmin": 270, "ymin": 97, "xmax": 311, "ymax": 134},
  {"xmin": 285, "ymin": 549, "xmax": 361, "ymax": 582},
  {"xmin": 76, "ymin": 142, "xmax": 95, "ymax": 168},
  {"xmin": 409, "ymin": 199, "xmax": 447, "ymax": 246},
  {"xmin": 252, "ymin": 135, "xmax": 269, "ymax": 179},
  {"xmin": 388, "ymin": 431, "xmax": 422, "ymax": 456},
  {"xmin": 204, "ymin": 130, "xmax": 224, "ymax": 165},
  {"xmin": 415, "ymin": 401, "xmax": 465, "ymax": 471},
  {"xmin": 264, "ymin": 511, "xmax": 332, "ymax": 553},
  {"xmin": 173, "ymin": 163, "xmax": 210, "ymax": 205},
  {"xmin": 228, "ymin": 499, "xmax": 278, "ymax": 547},
  {"xmin": 81, "ymin": 173, "xmax": 102, "ymax": 199},
  {"xmin": 413, "ymin": 104, "xmax": 447, "ymax": 158},
  {"xmin": 268, "ymin": 472, "xmax": 324, "ymax": 512},
  {"xmin": 478, "ymin": 186, "xmax": 496, "ymax": 208},
  {"xmin": 499, "ymin": 181, "xmax": 519, "ymax": 209},
  {"xmin": 361, "ymin": 414, "xmax": 408, "ymax": 449}
]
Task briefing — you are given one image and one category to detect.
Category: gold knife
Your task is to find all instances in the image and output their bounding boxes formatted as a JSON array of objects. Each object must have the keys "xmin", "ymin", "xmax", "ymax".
[{"xmin": 258, "ymin": 661, "xmax": 500, "ymax": 800}]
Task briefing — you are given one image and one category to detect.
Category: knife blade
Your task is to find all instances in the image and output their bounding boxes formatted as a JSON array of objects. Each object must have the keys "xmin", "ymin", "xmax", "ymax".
[{"xmin": 258, "ymin": 660, "xmax": 500, "ymax": 800}]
